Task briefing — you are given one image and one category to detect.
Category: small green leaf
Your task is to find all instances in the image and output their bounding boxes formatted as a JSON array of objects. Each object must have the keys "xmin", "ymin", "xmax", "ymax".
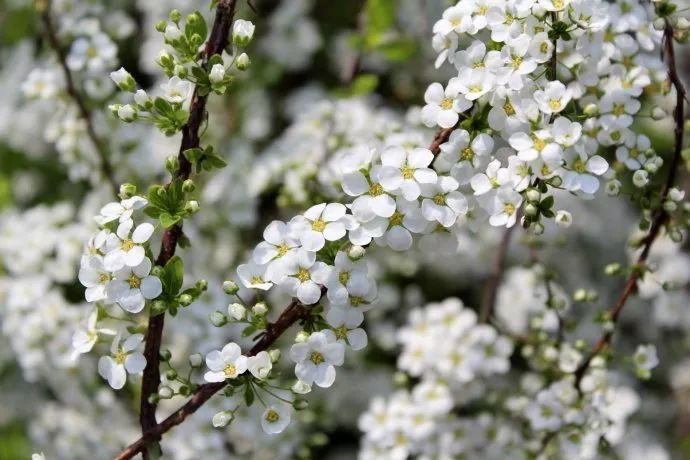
[
  {"xmin": 244, "ymin": 384, "xmax": 255, "ymax": 406},
  {"xmin": 163, "ymin": 256, "xmax": 184, "ymax": 297},
  {"xmin": 159, "ymin": 212, "xmax": 181, "ymax": 228},
  {"xmin": 154, "ymin": 97, "xmax": 173, "ymax": 116}
]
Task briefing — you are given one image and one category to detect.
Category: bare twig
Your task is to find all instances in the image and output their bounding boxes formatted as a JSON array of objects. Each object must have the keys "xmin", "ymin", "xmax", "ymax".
[
  {"xmin": 38, "ymin": 0, "xmax": 119, "ymax": 196},
  {"xmin": 573, "ymin": 23, "xmax": 685, "ymax": 389},
  {"xmin": 138, "ymin": 1, "xmax": 239, "ymax": 457},
  {"xmin": 479, "ymin": 225, "xmax": 515, "ymax": 323}
]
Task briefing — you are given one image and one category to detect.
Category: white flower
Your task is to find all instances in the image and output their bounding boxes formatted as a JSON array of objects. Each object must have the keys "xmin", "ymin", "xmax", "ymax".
[
  {"xmin": 327, "ymin": 278, "xmax": 378, "ymax": 327},
  {"xmin": 237, "ymin": 262, "xmax": 273, "ymax": 290},
  {"xmin": 326, "ymin": 307, "xmax": 368, "ymax": 350},
  {"xmin": 204, "ymin": 342, "xmax": 248, "ymax": 382},
  {"xmin": 66, "ymin": 33, "xmax": 117, "ymax": 72},
  {"xmin": 72, "ymin": 309, "xmax": 116, "ymax": 357},
  {"xmin": 103, "ymin": 221, "xmax": 154, "ymax": 271},
  {"xmin": 289, "ymin": 330, "xmax": 345, "ymax": 388},
  {"xmin": 437, "ymin": 130, "xmax": 494, "ymax": 184},
  {"xmin": 164, "ymin": 24, "xmax": 183, "ymax": 41},
  {"xmin": 633, "ymin": 344, "xmax": 659, "ymax": 371},
  {"xmin": 160, "ymin": 76, "xmax": 192, "ymax": 104},
  {"xmin": 108, "ymin": 258, "xmax": 162, "ymax": 313},
  {"xmin": 98, "ymin": 333, "xmax": 146, "ymax": 390},
  {"xmin": 509, "ymin": 129, "xmax": 562, "ymax": 164},
  {"xmin": 209, "ymin": 64, "xmax": 226, "ymax": 84},
  {"xmin": 555, "ymin": 210, "xmax": 573, "ymax": 227},
  {"xmin": 247, "ymin": 351, "xmax": 272, "ymax": 380},
  {"xmin": 280, "ymin": 250, "xmax": 330, "ymax": 305},
  {"xmin": 293, "ymin": 203, "xmax": 349, "ymax": 251},
  {"xmin": 633, "ymin": 169, "xmax": 649, "ymax": 188},
  {"xmin": 324, "ymin": 251, "xmax": 369, "ymax": 305},
  {"xmin": 95, "ymin": 196, "xmax": 147, "ymax": 226},
  {"xmin": 534, "ymin": 81, "xmax": 573, "ymax": 114},
  {"xmin": 539, "ymin": 0, "xmax": 571, "ymax": 11},
  {"xmin": 489, "ymin": 187, "xmax": 522, "ymax": 227},
  {"xmin": 22, "ymin": 68, "xmax": 59, "ymax": 99},
  {"xmin": 212, "ymin": 410, "xmax": 233, "ymax": 428},
  {"xmin": 455, "ymin": 68, "xmax": 495, "ymax": 101},
  {"xmin": 561, "ymin": 150, "xmax": 608, "ymax": 195},
  {"xmin": 233, "ymin": 19, "xmax": 256, "ymax": 46},
  {"xmin": 110, "ymin": 67, "xmax": 135, "ymax": 92},
  {"xmin": 378, "ymin": 146, "xmax": 438, "ymax": 200},
  {"xmin": 252, "ymin": 220, "xmax": 300, "ymax": 266},
  {"xmin": 261, "ymin": 404, "xmax": 291, "ymax": 434},
  {"xmin": 420, "ymin": 80, "xmax": 472, "ymax": 129},
  {"xmin": 420, "ymin": 176, "xmax": 468, "ymax": 227},
  {"xmin": 117, "ymin": 104, "xmax": 136, "ymax": 122},
  {"xmin": 343, "ymin": 168, "xmax": 397, "ymax": 222},
  {"xmin": 79, "ymin": 256, "xmax": 113, "ymax": 303}
]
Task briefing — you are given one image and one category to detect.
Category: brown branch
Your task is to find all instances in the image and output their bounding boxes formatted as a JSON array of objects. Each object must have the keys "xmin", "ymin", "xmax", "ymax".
[
  {"xmin": 573, "ymin": 23, "xmax": 685, "ymax": 389},
  {"xmin": 479, "ymin": 224, "xmax": 515, "ymax": 323},
  {"xmin": 38, "ymin": 0, "xmax": 119, "ymax": 196},
  {"xmin": 138, "ymin": 1, "xmax": 238, "ymax": 457},
  {"xmin": 116, "ymin": 117, "xmax": 459, "ymax": 460}
]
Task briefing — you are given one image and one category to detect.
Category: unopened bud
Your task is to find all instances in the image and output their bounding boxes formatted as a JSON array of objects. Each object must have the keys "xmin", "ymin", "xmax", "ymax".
[
  {"xmin": 228, "ymin": 302, "xmax": 246, "ymax": 320},
  {"xmin": 348, "ymin": 245, "xmax": 366, "ymax": 260},
  {"xmin": 252, "ymin": 302, "xmax": 268, "ymax": 316},
  {"xmin": 223, "ymin": 280, "xmax": 239, "ymax": 295},
  {"xmin": 209, "ymin": 311, "xmax": 228, "ymax": 327},
  {"xmin": 189, "ymin": 353, "xmax": 203, "ymax": 368}
]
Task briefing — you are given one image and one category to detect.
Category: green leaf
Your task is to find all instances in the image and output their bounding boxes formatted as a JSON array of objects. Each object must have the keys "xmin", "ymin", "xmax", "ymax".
[
  {"xmin": 159, "ymin": 212, "xmax": 181, "ymax": 228},
  {"xmin": 162, "ymin": 256, "xmax": 184, "ymax": 297},
  {"xmin": 185, "ymin": 11, "xmax": 208, "ymax": 44},
  {"xmin": 365, "ymin": 0, "xmax": 396, "ymax": 39},
  {"xmin": 244, "ymin": 384, "xmax": 255, "ymax": 407},
  {"xmin": 378, "ymin": 39, "xmax": 417, "ymax": 62},
  {"xmin": 143, "ymin": 206, "xmax": 163, "ymax": 219},
  {"xmin": 351, "ymin": 74, "xmax": 379, "ymax": 96},
  {"xmin": 541, "ymin": 196, "xmax": 555, "ymax": 209},
  {"xmin": 184, "ymin": 148, "xmax": 203, "ymax": 163},
  {"xmin": 153, "ymin": 97, "xmax": 173, "ymax": 116},
  {"xmin": 203, "ymin": 153, "xmax": 227, "ymax": 169},
  {"xmin": 241, "ymin": 325, "xmax": 257, "ymax": 337}
]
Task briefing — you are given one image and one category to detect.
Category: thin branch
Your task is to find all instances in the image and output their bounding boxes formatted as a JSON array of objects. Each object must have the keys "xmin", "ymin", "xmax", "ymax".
[
  {"xmin": 38, "ymin": 0, "xmax": 119, "ymax": 196},
  {"xmin": 479, "ymin": 224, "xmax": 515, "ymax": 323},
  {"xmin": 115, "ymin": 122, "xmax": 459, "ymax": 460},
  {"xmin": 573, "ymin": 23, "xmax": 685, "ymax": 389},
  {"xmin": 138, "ymin": 1, "xmax": 239, "ymax": 456}
]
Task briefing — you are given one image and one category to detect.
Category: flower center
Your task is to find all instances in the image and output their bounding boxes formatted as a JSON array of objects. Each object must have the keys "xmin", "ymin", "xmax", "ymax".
[
  {"xmin": 350, "ymin": 295, "xmax": 364, "ymax": 307},
  {"xmin": 552, "ymin": 0, "xmax": 564, "ymax": 9},
  {"xmin": 540, "ymin": 42, "xmax": 549, "ymax": 54},
  {"xmin": 401, "ymin": 165, "xmax": 415, "ymax": 179},
  {"xmin": 334, "ymin": 326, "xmax": 348, "ymax": 340},
  {"xmin": 469, "ymin": 85, "xmax": 483, "ymax": 93},
  {"xmin": 389, "ymin": 212, "xmax": 404, "ymax": 226},
  {"xmin": 86, "ymin": 47, "xmax": 98, "ymax": 58},
  {"xmin": 114, "ymin": 350, "xmax": 127, "ymax": 364},
  {"xmin": 338, "ymin": 271, "xmax": 350, "ymax": 285},
  {"xmin": 532, "ymin": 136, "xmax": 546, "ymax": 152},
  {"xmin": 276, "ymin": 243, "xmax": 291, "ymax": 257},
  {"xmin": 440, "ymin": 98, "xmax": 454, "ymax": 110},
  {"xmin": 504, "ymin": 13, "xmax": 514, "ymax": 24},
  {"xmin": 612, "ymin": 104, "xmax": 626, "ymax": 116},
  {"xmin": 121, "ymin": 239, "xmax": 136, "ymax": 252},
  {"xmin": 265, "ymin": 409, "xmax": 279, "ymax": 423},
  {"xmin": 369, "ymin": 183, "xmax": 384, "ymax": 196},
  {"xmin": 127, "ymin": 274, "xmax": 141, "ymax": 289},
  {"xmin": 573, "ymin": 158, "xmax": 587, "ymax": 173},
  {"xmin": 433, "ymin": 193, "xmax": 446, "ymax": 205},
  {"xmin": 511, "ymin": 55, "xmax": 523, "ymax": 70},
  {"xmin": 223, "ymin": 363, "xmax": 237, "ymax": 377},
  {"xmin": 460, "ymin": 147, "xmax": 474, "ymax": 162},
  {"xmin": 503, "ymin": 100, "xmax": 515, "ymax": 116},
  {"xmin": 310, "ymin": 351, "xmax": 325, "ymax": 364},
  {"xmin": 98, "ymin": 273, "xmax": 110, "ymax": 283},
  {"xmin": 312, "ymin": 219, "xmax": 326, "ymax": 232},
  {"xmin": 503, "ymin": 203, "xmax": 516, "ymax": 215},
  {"xmin": 548, "ymin": 99, "xmax": 561, "ymax": 111},
  {"xmin": 296, "ymin": 268, "xmax": 311, "ymax": 282},
  {"xmin": 251, "ymin": 275, "xmax": 264, "ymax": 285}
]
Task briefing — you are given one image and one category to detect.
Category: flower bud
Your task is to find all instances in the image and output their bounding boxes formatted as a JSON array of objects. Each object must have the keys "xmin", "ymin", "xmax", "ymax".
[
  {"xmin": 158, "ymin": 386, "xmax": 174, "ymax": 399},
  {"xmin": 209, "ymin": 64, "xmax": 226, "ymax": 84},
  {"xmin": 670, "ymin": 229, "xmax": 684, "ymax": 243},
  {"xmin": 212, "ymin": 410, "xmax": 234, "ymax": 428},
  {"xmin": 269, "ymin": 349, "xmax": 281, "ymax": 363},
  {"xmin": 134, "ymin": 89, "xmax": 152, "ymax": 108},
  {"xmin": 196, "ymin": 279, "xmax": 208, "ymax": 291},
  {"xmin": 252, "ymin": 302, "xmax": 268, "ymax": 316},
  {"xmin": 524, "ymin": 203, "xmax": 539, "ymax": 217},
  {"xmin": 185, "ymin": 200, "xmax": 200, "ymax": 214},
  {"xmin": 110, "ymin": 67, "xmax": 136, "ymax": 92},
  {"xmin": 573, "ymin": 288, "xmax": 587, "ymax": 302},
  {"xmin": 644, "ymin": 162, "xmax": 659, "ymax": 174},
  {"xmin": 632, "ymin": 169, "xmax": 649, "ymax": 188},
  {"xmin": 605, "ymin": 180, "xmax": 621, "ymax": 196},
  {"xmin": 228, "ymin": 302, "xmax": 246, "ymax": 320},
  {"xmin": 604, "ymin": 263, "xmax": 621, "ymax": 276},
  {"xmin": 532, "ymin": 222, "xmax": 545, "ymax": 235},
  {"xmin": 549, "ymin": 176, "xmax": 563, "ymax": 187},
  {"xmin": 653, "ymin": 18, "xmax": 666, "ymax": 31},
  {"xmin": 119, "ymin": 183, "xmax": 137, "ymax": 199},
  {"xmin": 155, "ymin": 20, "xmax": 167, "ymax": 32},
  {"xmin": 348, "ymin": 245, "xmax": 366, "ymax": 260},
  {"xmin": 164, "ymin": 24, "xmax": 182, "ymax": 42},
  {"xmin": 295, "ymin": 330, "xmax": 310, "ymax": 343},
  {"xmin": 223, "ymin": 280, "xmax": 239, "ymax": 295},
  {"xmin": 583, "ymin": 103, "xmax": 599, "ymax": 117},
  {"xmin": 156, "ymin": 50, "xmax": 174, "ymax": 69},
  {"xmin": 555, "ymin": 210, "xmax": 572, "ymax": 228},
  {"xmin": 182, "ymin": 179, "xmax": 196, "ymax": 193},
  {"xmin": 165, "ymin": 369, "xmax": 177, "ymax": 380},
  {"xmin": 663, "ymin": 200, "xmax": 678, "ymax": 213},
  {"xmin": 209, "ymin": 311, "xmax": 228, "ymax": 327},
  {"xmin": 189, "ymin": 353, "xmax": 203, "ymax": 368},
  {"xmin": 291, "ymin": 380, "xmax": 312, "ymax": 394},
  {"xmin": 117, "ymin": 104, "xmax": 137, "ymax": 122},
  {"xmin": 159, "ymin": 349, "xmax": 172, "ymax": 361},
  {"xmin": 166, "ymin": 155, "xmax": 179, "ymax": 174},
  {"xmin": 178, "ymin": 293, "xmax": 193, "ymax": 306},
  {"xmin": 173, "ymin": 64, "xmax": 187, "ymax": 79},
  {"xmin": 232, "ymin": 19, "xmax": 255, "ymax": 47},
  {"xmin": 151, "ymin": 300, "xmax": 167, "ymax": 316},
  {"xmin": 236, "ymin": 52, "xmax": 250, "ymax": 71},
  {"xmin": 651, "ymin": 106, "xmax": 666, "ymax": 120},
  {"xmin": 525, "ymin": 188, "xmax": 541, "ymax": 202},
  {"xmin": 669, "ymin": 187, "xmax": 685, "ymax": 201}
]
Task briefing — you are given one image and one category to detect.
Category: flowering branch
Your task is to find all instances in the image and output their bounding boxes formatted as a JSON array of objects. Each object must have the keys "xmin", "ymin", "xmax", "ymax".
[
  {"xmin": 138, "ymin": 0, "xmax": 238, "ymax": 455},
  {"xmin": 37, "ymin": 0, "xmax": 119, "ymax": 196},
  {"xmin": 574, "ymin": 21, "xmax": 686, "ymax": 389}
]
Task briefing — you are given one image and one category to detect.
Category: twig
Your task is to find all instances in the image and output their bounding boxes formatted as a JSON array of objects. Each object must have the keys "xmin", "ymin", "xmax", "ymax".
[
  {"xmin": 573, "ymin": 22, "xmax": 685, "ymax": 389},
  {"xmin": 38, "ymin": 0, "xmax": 119, "ymax": 196},
  {"xmin": 479, "ymin": 224, "xmax": 515, "ymax": 323},
  {"xmin": 138, "ymin": 1, "xmax": 239, "ymax": 457},
  {"xmin": 115, "ymin": 117, "xmax": 459, "ymax": 460}
]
